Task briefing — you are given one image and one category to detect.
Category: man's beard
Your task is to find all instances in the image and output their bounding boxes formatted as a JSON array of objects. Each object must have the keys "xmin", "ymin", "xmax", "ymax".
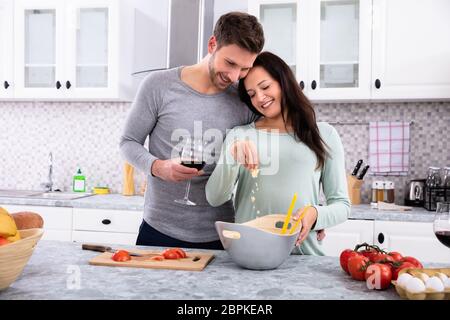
[{"xmin": 208, "ymin": 53, "xmax": 231, "ymax": 90}]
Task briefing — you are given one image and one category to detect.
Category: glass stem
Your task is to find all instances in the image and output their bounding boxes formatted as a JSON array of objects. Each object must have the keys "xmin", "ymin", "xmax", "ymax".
[{"xmin": 183, "ymin": 180, "xmax": 192, "ymax": 200}]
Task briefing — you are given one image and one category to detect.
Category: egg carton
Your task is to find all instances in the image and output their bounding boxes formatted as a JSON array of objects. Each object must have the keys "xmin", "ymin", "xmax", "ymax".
[{"xmin": 392, "ymin": 268, "xmax": 450, "ymax": 300}]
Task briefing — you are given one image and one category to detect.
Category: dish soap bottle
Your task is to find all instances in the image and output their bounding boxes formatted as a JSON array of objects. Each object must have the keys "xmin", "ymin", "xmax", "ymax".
[{"xmin": 73, "ymin": 168, "xmax": 86, "ymax": 192}]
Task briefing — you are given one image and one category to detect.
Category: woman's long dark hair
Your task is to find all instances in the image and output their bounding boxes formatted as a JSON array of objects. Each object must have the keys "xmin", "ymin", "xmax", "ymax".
[{"xmin": 238, "ymin": 51, "xmax": 329, "ymax": 170}]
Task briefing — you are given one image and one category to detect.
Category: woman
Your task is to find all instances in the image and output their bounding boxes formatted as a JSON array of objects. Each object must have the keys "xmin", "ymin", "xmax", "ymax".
[{"xmin": 205, "ymin": 52, "xmax": 350, "ymax": 255}]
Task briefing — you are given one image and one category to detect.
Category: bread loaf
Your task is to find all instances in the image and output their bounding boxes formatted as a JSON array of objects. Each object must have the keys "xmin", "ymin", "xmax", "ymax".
[{"xmin": 12, "ymin": 212, "xmax": 44, "ymax": 230}]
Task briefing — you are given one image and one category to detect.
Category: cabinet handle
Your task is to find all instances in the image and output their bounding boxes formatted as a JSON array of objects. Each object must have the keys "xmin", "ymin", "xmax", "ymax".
[
  {"xmin": 311, "ymin": 80, "xmax": 317, "ymax": 90},
  {"xmin": 299, "ymin": 81, "xmax": 305, "ymax": 90},
  {"xmin": 102, "ymin": 219, "xmax": 111, "ymax": 225},
  {"xmin": 4, "ymin": 81, "xmax": 10, "ymax": 89},
  {"xmin": 66, "ymin": 81, "xmax": 71, "ymax": 89},
  {"xmin": 375, "ymin": 79, "xmax": 381, "ymax": 89},
  {"xmin": 377, "ymin": 232, "xmax": 385, "ymax": 244},
  {"xmin": 56, "ymin": 81, "xmax": 61, "ymax": 89}
]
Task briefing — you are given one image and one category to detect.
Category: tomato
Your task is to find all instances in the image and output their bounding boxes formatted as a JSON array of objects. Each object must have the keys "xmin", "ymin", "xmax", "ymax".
[
  {"xmin": 391, "ymin": 261, "xmax": 416, "ymax": 280},
  {"xmin": 339, "ymin": 249, "xmax": 360, "ymax": 274},
  {"xmin": 150, "ymin": 255, "xmax": 165, "ymax": 261},
  {"xmin": 172, "ymin": 248, "xmax": 187, "ymax": 259},
  {"xmin": 402, "ymin": 256, "xmax": 423, "ymax": 269},
  {"xmin": 365, "ymin": 263, "xmax": 392, "ymax": 290},
  {"xmin": 359, "ymin": 249, "xmax": 379, "ymax": 262},
  {"xmin": 372, "ymin": 253, "xmax": 395, "ymax": 264},
  {"xmin": 388, "ymin": 251, "xmax": 403, "ymax": 262},
  {"xmin": 112, "ymin": 250, "xmax": 131, "ymax": 262},
  {"xmin": 162, "ymin": 249, "xmax": 179, "ymax": 260},
  {"xmin": 0, "ymin": 236, "xmax": 10, "ymax": 246},
  {"xmin": 348, "ymin": 255, "xmax": 370, "ymax": 281}
]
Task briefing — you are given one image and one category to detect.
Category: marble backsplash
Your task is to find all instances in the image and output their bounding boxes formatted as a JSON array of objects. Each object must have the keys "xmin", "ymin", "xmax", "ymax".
[{"xmin": 0, "ymin": 100, "xmax": 449, "ymax": 205}]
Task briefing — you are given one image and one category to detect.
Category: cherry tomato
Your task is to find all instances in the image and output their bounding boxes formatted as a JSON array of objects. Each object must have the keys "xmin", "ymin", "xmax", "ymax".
[
  {"xmin": 112, "ymin": 250, "xmax": 131, "ymax": 262},
  {"xmin": 402, "ymin": 256, "xmax": 423, "ymax": 268},
  {"xmin": 365, "ymin": 263, "xmax": 392, "ymax": 290},
  {"xmin": 339, "ymin": 249, "xmax": 360, "ymax": 274},
  {"xmin": 348, "ymin": 255, "xmax": 370, "ymax": 281},
  {"xmin": 0, "ymin": 236, "xmax": 10, "ymax": 246},
  {"xmin": 391, "ymin": 261, "xmax": 416, "ymax": 280},
  {"xmin": 372, "ymin": 253, "xmax": 395, "ymax": 264},
  {"xmin": 388, "ymin": 251, "xmax": 403, "ymax": 262}
]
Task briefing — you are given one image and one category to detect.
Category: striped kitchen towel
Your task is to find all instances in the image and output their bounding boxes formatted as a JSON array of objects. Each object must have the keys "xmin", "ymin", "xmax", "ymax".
[{"xmin": 369, "ymin": 122, "xmax": 410, "ymax": 175}]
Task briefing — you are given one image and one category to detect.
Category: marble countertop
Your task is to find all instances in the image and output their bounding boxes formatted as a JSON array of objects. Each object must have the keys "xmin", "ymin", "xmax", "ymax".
[
  {"xmin": 4, "ymin": 240, "xmax": 444, "ymax": 300},
  {"xmin": 0, "ymin": 193, "xmax": 436, "ymax": 223}
]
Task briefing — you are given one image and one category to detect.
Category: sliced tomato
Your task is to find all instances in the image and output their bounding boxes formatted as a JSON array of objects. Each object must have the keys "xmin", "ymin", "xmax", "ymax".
[
  {"xmin": 172, "ymin": 248, "xmax": 187, "ymax": 259},
  {"xmin": 150, "ymin": 255, "xmax": 165, "ymax": 261},
  {"xmin": 162, "ymin": 249, "xmax": 179, "ymax": 260},
  {"xmin": 112, "ymin": 250, "xmax": 131, "ymax": 262}
]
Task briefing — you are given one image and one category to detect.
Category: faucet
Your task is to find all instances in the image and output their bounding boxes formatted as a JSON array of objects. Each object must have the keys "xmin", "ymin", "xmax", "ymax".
[{"xmin": 41, "ymin": 152, "xmax": 53, "ymax": 192}]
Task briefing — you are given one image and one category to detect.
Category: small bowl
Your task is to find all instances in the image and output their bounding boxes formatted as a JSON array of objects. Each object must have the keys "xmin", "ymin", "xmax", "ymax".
[
  {"xmin": 215, "ymin": 214, "xmax": 300, "ymax": 270},
  {"xmin": 0, "ymin": 228, "xmax": 44, "ymax": 290}
]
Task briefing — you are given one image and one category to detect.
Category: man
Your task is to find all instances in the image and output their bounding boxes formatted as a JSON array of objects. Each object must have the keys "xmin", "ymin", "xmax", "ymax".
[{"xmin": 119, "ymin": 12, "xmax": 264, "ymax": 249}]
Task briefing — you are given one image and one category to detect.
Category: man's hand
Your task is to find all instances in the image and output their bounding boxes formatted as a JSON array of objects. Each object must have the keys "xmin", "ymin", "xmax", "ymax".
[
  {"xmin": 292, "ymin": 206, "xmax": 318, "ymax": 246},
  {"xmin": 151, "ymin": 159, "xmax": 202, "ymax": 182},
  {"xmin": 230, "ymin": 140, "xmax": 259, "ymax": 171}
]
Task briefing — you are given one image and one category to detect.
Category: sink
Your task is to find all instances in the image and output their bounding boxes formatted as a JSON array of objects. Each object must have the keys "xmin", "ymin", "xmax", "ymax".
[
  {"xmin": 29, "ymin": 192, "xmax": 94, "ymax": 200},
  {"xmin": 0, "ymin": 190, "xmax": 43, "ymax": 198}
]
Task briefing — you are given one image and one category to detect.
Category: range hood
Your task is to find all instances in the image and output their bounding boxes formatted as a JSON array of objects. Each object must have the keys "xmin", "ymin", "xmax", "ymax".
[{"xmin": 133, "ymin": 0, "xmax": 214, "ymax": 76}]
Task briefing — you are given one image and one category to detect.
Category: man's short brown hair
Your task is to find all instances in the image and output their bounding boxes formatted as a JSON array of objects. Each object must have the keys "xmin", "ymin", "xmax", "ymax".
[{"xmin": 213, "ymin": 12, "xmax": 265, "ymax": 54}]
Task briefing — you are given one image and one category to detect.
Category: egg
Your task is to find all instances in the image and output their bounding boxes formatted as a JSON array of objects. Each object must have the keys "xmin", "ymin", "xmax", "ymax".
[
  {"xmin": 425, "ymin": 276, "xmax": 445, "ymax": 292},
  {"xmin": 397, "ymin": 273, "xmax": 413, "ymax": 288},
  {"xmin": 445, "ymin": 278, "xmax": 450, "ymax": 290},
  {"xmin": 417, "ymin": 272, "xmax": 429, "ymax": 283},
  {"xmin": 435, "ymin": 272, "xmax": 448, "ymax": 284},
  {"xmin": 405, "ymin": 277, "xmax": 426, "ymax": 294}
]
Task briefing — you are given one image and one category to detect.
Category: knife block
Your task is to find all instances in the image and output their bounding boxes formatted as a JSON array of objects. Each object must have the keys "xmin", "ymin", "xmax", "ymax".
[{"xmin": 347, "ymin": 175, "xmax": 363, "ymax": 205}]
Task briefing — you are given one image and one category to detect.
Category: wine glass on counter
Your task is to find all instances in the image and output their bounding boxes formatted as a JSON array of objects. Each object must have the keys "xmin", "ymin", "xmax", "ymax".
[
  {"xmin": 174, "ymin": 137, "xmax": 206, "ymax": 206},
  {"xmin": 433, "ymin": 202, "xmax": 450, "ymax": 249}
]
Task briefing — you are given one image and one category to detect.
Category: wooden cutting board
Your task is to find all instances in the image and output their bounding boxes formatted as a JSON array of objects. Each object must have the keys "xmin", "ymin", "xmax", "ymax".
[{"xmin": 88, "ymin": 248, "xmax": 215, "ymax": 271}]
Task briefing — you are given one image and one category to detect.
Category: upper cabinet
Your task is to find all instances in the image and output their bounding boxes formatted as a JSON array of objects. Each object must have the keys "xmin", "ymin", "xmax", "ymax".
[
  {"xmin": 371, "ymin": 0, "xmax": 450, "ymax": 100},
  {"xmin": 0, "ymin": 0, "xmax": 14, "ymax": 99},
  {"xmin": 7, "ymin": 0, "xmax": 161, "ymax": 101},
  {"xmin": 249, "ymin": 0, "xmax": 450, "ymax": 101}
]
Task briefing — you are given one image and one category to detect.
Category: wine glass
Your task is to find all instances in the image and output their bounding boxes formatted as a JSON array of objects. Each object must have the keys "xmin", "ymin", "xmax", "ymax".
[
  {"xmin": 174, "ymin": 137, "xmax": 206, "ymax": 206},
  {"xmin": 433, "ymin": 202, "xmax": 450, "ymax": 248}
]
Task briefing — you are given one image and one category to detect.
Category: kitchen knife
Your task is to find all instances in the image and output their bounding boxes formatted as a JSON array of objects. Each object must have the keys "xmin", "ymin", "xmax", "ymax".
[
  {"xmin": 351, "ymin": 159, "xmax": 363, "ymax": 176},
  {"xmin": 357, "ymin": 165, "xmax": 370, "ymax": 180},
  {"xmin": 82, "ymin": 244, "xmax": 145, "ymax": 257}
]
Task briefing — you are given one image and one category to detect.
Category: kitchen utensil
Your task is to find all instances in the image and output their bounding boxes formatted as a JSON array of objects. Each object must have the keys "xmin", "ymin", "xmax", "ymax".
[
  {"xmin": 82, "ymin": 243, "xmax": 148, "ymax": 257},
  {"xmin": 290, "ymin": 204, "xmax": 311, "ymax": 234},
  {"xmin": 88, "ymin": 248, "xmax": 214, "ymax": 271},
  {"xmin": 93, "ymin": 187, "xmax": 110, "ymax": 195},
  {"xmin": 281, "ymin": 192, "xmax": 297, "ymax": 234},
  {"xmin": 215, "ymin": 214, "xmax": 300, "ymax": 270},
  {"xmin": 405, "ymin": 179, "xmax": 426, "ymax": 207},
  {"xmin": 426, "ymin": 167, "xmax": 441, "ymax": 187},
  {"xmin": 347, "ymin": 175, "xmax": 363, "ymax": 205},
  {"xmin": 351, "ymin": 159, "xmax": 363, "ymax": 176},
  {"xmin": 357, "ymin": 165, "xmax": 370, "ymax": 180}
]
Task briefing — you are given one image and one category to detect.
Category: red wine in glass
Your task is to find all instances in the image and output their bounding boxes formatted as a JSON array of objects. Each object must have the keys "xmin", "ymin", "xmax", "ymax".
[
  {"xmin": 181, "ymin": 160, "xmax": 206, "ymax": 171},
  {"xmin": 434, "ymin": 231, "xmax": 450, "ymax": 248}
]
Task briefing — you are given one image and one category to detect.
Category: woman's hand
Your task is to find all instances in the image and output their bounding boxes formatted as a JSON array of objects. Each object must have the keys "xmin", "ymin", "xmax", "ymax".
[
  {"xmin": 230, "ymin": 140, "xmax": 259, "ymax": 171},
  {"xmin": 292, "ymin": 206, "xmax": 318, "ymax": 246}
]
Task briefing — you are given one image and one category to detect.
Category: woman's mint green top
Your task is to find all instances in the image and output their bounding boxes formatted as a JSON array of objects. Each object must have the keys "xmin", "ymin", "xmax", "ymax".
[{"xmin": 205, "ymin": 122, "xmax": 350, "ymax": 255}]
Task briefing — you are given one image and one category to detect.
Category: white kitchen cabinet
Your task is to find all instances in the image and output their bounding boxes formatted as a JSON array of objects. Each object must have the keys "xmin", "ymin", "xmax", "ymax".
[
  {"xmin": 0, "ymin": 0, "xmax": 14, "ymax": 99},
  {"xmin": 72, "ymin": 208, "xmax": 142, "ymax": 245},
  {"xmin": 0, "ymin": 204, "xmax": 73, "ymax": 241},
  {"xmin": 318, "ymin": 219, "xmax": 374, "ymax": 256},
  {"xmin": 12, "ymin": 0, "xmax": 149, "ymax": 101},
  {"xmin": 371, "ymin": 0, "xmax": 450, "ymax": 100},
  {"xmin": 306, "ymin": 0, "xmax": 373, "ymax": 100},
  {"xmin": 373, "ymin": 220, "xmax": 450, "ymax": 264}
]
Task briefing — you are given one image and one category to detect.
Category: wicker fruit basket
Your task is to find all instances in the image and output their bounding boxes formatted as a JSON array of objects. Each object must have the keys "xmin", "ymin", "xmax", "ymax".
[
  {"xmin": 0, "ymin": 228, "xmax": 44, "ymax": 290},
  {"xmin": 392, "ymin": 268, "xmax": 450, "ymax": 300}
]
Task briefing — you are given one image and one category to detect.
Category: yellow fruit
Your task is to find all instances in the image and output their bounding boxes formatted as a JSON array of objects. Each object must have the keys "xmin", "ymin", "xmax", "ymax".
[
  {"xmin": 0, "ymin": 207, "xmax": 19, "ymax": 239},
  {"xmin": 7, "ymin": 231, "xmax": 21, "ymax": 243}
]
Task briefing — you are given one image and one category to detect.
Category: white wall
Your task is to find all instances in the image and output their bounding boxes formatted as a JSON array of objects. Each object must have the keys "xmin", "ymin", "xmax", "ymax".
[{"xmin": 213, "ymin": 0, "xmax": 248, "ymax": 24}]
